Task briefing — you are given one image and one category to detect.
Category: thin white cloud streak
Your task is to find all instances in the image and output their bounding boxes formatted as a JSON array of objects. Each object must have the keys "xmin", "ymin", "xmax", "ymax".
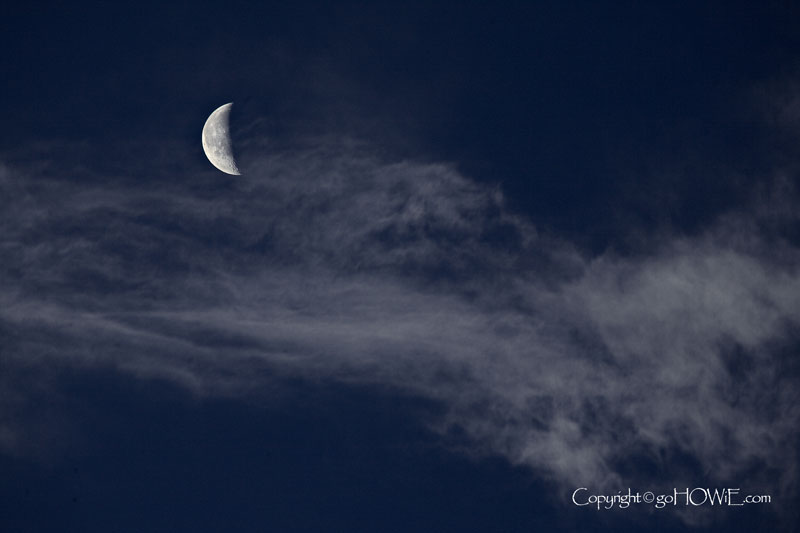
[{"xmin": 1, "ymin": 143, "xmax": 798, "ymax": 518}]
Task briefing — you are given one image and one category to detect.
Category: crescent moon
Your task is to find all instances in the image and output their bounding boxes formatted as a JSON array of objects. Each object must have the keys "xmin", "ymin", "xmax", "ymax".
[{"xmin": 202, "ymin": 102, "xmax": 241, "ymax": 175}]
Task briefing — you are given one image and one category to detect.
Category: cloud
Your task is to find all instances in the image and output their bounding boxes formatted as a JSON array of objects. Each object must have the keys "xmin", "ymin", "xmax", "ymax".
[{"xmin": 1, "ymin": 139, "xmax": 799, "ymax": 522}]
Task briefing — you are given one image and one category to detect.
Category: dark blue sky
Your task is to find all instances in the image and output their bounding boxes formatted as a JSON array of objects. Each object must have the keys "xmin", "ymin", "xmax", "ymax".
[
  {"xmin": 2, "ymin": 2, "xmax": 800, "ymax": 532},
  {"xmin": 5, "ymin": 2, "xmax": 797, "ymax": 228}
]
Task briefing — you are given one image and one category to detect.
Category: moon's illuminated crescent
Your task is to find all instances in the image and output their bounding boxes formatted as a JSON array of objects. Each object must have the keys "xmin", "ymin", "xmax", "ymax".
[{"xmin": 202, "ymin": 102, "xmax": 241, "ymax": 175}]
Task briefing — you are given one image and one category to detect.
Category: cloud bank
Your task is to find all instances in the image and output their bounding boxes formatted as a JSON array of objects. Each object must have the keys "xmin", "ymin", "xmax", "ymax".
[{"xmin": 1, "ymin": 139, "xmax": 798, "ymax": 518}]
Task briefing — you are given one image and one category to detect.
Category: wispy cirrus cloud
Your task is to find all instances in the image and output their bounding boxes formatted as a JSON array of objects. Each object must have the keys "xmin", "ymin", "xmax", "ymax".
[{"xmin": 1, "ymin": 137, "xmax": 798, "ymax": 524}]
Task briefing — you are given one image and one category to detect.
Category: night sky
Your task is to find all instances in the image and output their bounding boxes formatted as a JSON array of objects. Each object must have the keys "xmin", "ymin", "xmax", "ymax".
[{"xmin": 2, "ymin": 2, "xmax": 800, "ymax": 532}]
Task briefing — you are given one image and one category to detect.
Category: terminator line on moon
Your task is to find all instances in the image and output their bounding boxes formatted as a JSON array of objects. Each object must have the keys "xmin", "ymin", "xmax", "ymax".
[{"xmin": 202, "ymin": 102, "xmax": 241, "ymax": 175}]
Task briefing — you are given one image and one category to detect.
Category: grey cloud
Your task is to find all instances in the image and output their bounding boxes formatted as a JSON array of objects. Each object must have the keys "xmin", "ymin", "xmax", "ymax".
[{"xmin": 1, "ymin": 141, "xmax": 798, "ymax": 521}]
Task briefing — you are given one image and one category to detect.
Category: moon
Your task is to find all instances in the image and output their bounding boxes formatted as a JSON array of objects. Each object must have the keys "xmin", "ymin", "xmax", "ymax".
[{"xmin": 202, "ymin": 102, "xmax": 241, "ymax": 175}]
